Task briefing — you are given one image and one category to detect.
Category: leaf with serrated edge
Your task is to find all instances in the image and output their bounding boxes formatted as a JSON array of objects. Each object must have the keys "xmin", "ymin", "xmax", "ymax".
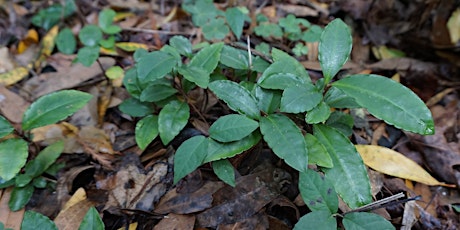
[
  {"xmin": 299, "ymin": 169, "xmax": 338, "ymax": 213},
  {"xmin": 205, "ymin": 132, "xmax": 261, "ymax": 163},
  {"xmin": 0, "ymin": 139, "xmax": 28, "ymax": 181},
  {"xmin": 318, "ymin": 19, "xmax": 352, "ymax": 84},
  {"xmin": 189, "ymin": 42, "xmax": 224, "ymax": 74},
  {"xmin": 220, "ymin": 45, "xmax": 249, "ymax": 70},
  {"xmin": 135, "ymin": 115, "xmax": 159, "ymax": 150},
  {"xmin": 22, "ymin": 90, "xmax": 92, "ymax": 130},
  {"xmin": 281, "ymin": 84, "xmax": 322, "ymax": 113},
  {"xmin": 260, "ymin": 114, "xmax": 308, "ymax": 172},
  {"xmin": 158, "ymin": 100, "xmax": 190, "ymax": 145},
  {"xmin": 254, "ymin": 86, "xmax": 281, "ymax": 114},
  {"xmin": 305, "ymin": 101, "xmax": 331, "ymax": 124},
  {"xmin": 174, "ymin": 135, "xmax": 208, "ymax": 184},
  {"xmin": 343, "ymin": 212, "xmax": 395, "ymax": 230},
  {"xmin": 332, "ymin": 74, "xmax": 434, "ymax": 135},
  {"xmin": 209, "ymin": 114, "xmax": 258, "ymax": 142},
  {"xmin": 293, "ymin": 210, "xmax": 336, "ymax": 230},
  {"xmin": 313, "ymin": 124, "xmax": 372, "ymax": 209},
  {"xmin": 209, "ymin": 80, "xmax": 260, "ymax": 120},
  {"xmin": 136, "ymin": 51, "xmax": 176, "ymax": 83},
  {"xmin": 271, "ymin": 48, "xmax": 311, "ymax": 82},
  {"xmin": 178, "ymin": 66, "xmax": 209, "ymax": 88},
  {"xmin": 212, "ymin": 159, "xmax": 235, "ymax": 187},
  {"xmin": 305, "ymin": 133, "xmax": 332, "ymax": 168}
]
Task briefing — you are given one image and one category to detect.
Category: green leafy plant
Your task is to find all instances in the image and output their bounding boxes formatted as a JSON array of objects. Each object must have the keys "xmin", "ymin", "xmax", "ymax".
[
  {"xmin": 0, "ymin": 90, "xmax": 92, "ymax": 211},
  {"xmin": 31, "ymin": 0, "xmax": 76, "ymax": 31},
  {"xmin": 122, "ymin": 18, "xmax": 433, "ymax": 228}
]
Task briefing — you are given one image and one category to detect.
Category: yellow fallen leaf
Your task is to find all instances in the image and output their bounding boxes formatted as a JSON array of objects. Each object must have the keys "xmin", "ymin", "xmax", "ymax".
[
  {"xmin": 447, "ymin": 8, "xmax": 460, "ymax": 44},
  {"xmin": 17, "ymin": 29, "xmax": 39, "ymax": 54},
  {"xmin": 355, "ymin": 144, "xmax": 454, "ymax": 187},
  {"xmin": 35, "ymin": 25, "xmax": 59, "ymax": 69},
  {"xmin": 0, "ymin": 66, "xmax": 29, "ymax": 86},
  {"xmin": 117, "ymin": 222, "xmax": 137, "ymax": 230},
  {"xmin": 115, "ymin": 42, "xmax": 148, "ymax": 52}
]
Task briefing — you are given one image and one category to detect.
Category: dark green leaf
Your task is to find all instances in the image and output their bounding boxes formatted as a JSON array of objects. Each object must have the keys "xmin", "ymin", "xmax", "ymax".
[
  {"xmin": 332, "ymin": 74, "xmax": 435, "ymax": 135},
  {"xmin": 174, "ymin": 135, "xmax": 208, "ymax": 184},
  {"xmin": 78, "ymin": 25, "xmax": 102, "ymax": 47},
  {"xmin": 325, "ymin": 111, "xmax": 354, "ymax": 136},
  {"xmin": 158, "ymin": 100, "xmax": 190, "ymax": 145},
  {"xmin": 343, "ymin": 212, "xmax": 395, "ymax": 230},
  {"xmin": 220, "ymin": 45, "xmax": 249, "ymax": 70},
  {"xmin": 318, "ymin": 19, "xmax": 352, "ymax": 84},
  {"xmin": 305, "ymin": 133, "xmax": 332, "ymax": 168},
  {"xmin": 293, "ymin": 210, "xmax": 336, "ymax": 230},
  {"xmin": 258, "ymin": 73, "xmax": 306, "ymax": 90},
  {"xmin": 280, "ymin": 84, "xmax": 322, "ymax": 113},
  {"xmin": 98, "ymin": 9, "xmax": 121, "ymax": 35},
  {"xmin": 32, "ymin": 177, "xmax": 47, "ymax": 188},
  {"xmin": 205, "ymin": 131, "xmax": 261, "ymax": 163},
  {"xmin": 202, "ymin": 18, "xmax": 229, "ymax": 40},
  {"xmin": 209, "ymin": 114, "xmax": 258, "ymax": 142},
  {"xmin": 225, "ymin": 7, "xmax": 246, "ymax": 39},
  {"xmin": 123, "ymin": 68, "xmax": 142, "ymax": 99},
  {"xmin": 0, "ymin": 115, "xmax": 14, "ymax": 138},
  {"xmin": 9, "ymin": 184, "xmax": 34, "ymax": 211},
  {"xmin": 305, "ymin": 101, "xmax": 331, "ymax": 124},
  {"xmin": 324, "ymin": 86, "xmax": 360, "ymax": 108},
  {"xmin": 313, "ymin": 124, "xmax": 372, "ymax": 209},
  {"xmin": 136, "ymin": 51, "xmax": 176, "ymax": 83},
  {"xmin": 56, "ymin": 28, "xmax": 76, "ymax": 54},
  {"xmin": 209, "ymin": 80, "xmax": 260, "ymax": 120},
  {"xmin": 260, "ymin": 114, "xmax": 308, "ymax": 172},
  {"xmin": 299, "ymin": 169, "xmax": 338, "ymax": 213},
  {"xmin": 254, "ymin": 86, "xmax": 281, "ymax": 114},
  {"xmin": 118, "ymin": 98, "xmax": 154, "ymax": 117},
  {"xmin": 79, "ymin": 207, "xmax": 104, "ymax": 230},
  {"xmin": 252, "ymin": 56, "xmax": 270, "ymax": 73},
  {"xmin": 161, "ymin": 45, "xmax": 182, "ymax": 66},
  {"xmin": 99, "ymin": 36, "xmax": 115, "ymax": 49},
  {"xmin": 21, "ymin": 210, "xmax": 58, "ymax": 230},
  {"xmin": 22, "ymin": 90, "xmax": 92, "ymax": 130},
  {"xmin": 140, "ymin": 84, "xmax": 177, "ymax": 102},
  {"xmin": 170, "ymin": 36, "xmax": 192, "ymax": 56},
  {"xmin": 212, "ymin": 159, "xmax": 235, "ymax": 187},
  {"xmin": 271, "ymin": 48, "xmax": 311, "ymax": 81},
  {"xmin": 75, "ymin": 46, "xmax": 100, "ymax": 67},
  {"xmin": 302, "ymin": 25, "xmax": 323, "ymax": 42},
  {"xmin": 135, "ymin": 115, "xmax": 159, "ymax": 150},
  {"xmin": 189, "ymin": 42, "xmax": 224, "ymax": 74},
  {"xmin": 133, "ymin": 48, "xmax": 149, "ymax": 62},
  {"xmin": 178, "ymin": 66, "xmax": 209, "ymax": 88},
  {"xmin": 31, "ymin": 0, "xmax": 75, "ymax": 30},
  {"xmin": 0, "ymin": 139, "xmax": 28, "ymax": 181}
]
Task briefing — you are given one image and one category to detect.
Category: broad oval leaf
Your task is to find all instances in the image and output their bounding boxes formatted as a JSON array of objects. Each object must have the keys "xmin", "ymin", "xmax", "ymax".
[
  {"xmin": 209, "ymin": 114, "xmax": 258, "ymax": 142},
  {"xmin": 220, "ymin": 45, "xmax": 249, "ymax": 70},
  {"xmin": 22, "ymin": 90, "xmax": 92, "ymax": 130},
  {"xmin": 79, "ymin": 207, "xmax": 104, "ymax": 230},
  {"xmin": 258, "ymin": 72, "xmax": 306, "ymax": 90},
  {"xmin": 299, "ymin": 169, "xmax": 338, "ymax": 213},
  {"xmin": 140, "ymin": 84, "xmax": 177, "ymax": 102},
  {"xmin": 280, "ymin": 84, "xmax": 322, "ymax": 113},
  {"xmin": 305, "ymin": 133, "xmax": 332, "ymax": 168},
  {"xmin": 0, "ymin": 138, "xmax": 28, "ymax": 181},
  {"xmin": 212, "ymin": 159, "xmax": 235, "ymax": 187},
  {"xmin": 118, "ymin": 98, "xmax": 154, "ymax": 117},
  {"xmin": 260, "ymin": 114, "xmax": 308, "ymax": 172},
  {"xmin": 178, "ymin": 66, "xmax": 209, "ymax": 88},
  {"xmin": 78, "ymin": 25, "xmax": 102, "ymax": 47},
  {"xmin": 189, "ymin": 42, "xmax": 224, "ymax": 74},
  {"xmin": 158, "ymin": 100, "xmax": 190, "ymax": 145},
  {"xmin": 313, "ymin": 124, "xmax": 372, "ymax": 209},
  {"xmin": 21, "ymin": 141, "xmax": 64, "ymax": 183},
  {"xmin": 305, "ymin": 101, "xmax": 331, "ymax": 124},
  {"xmin": 56, "ymin": 28, "xmax": 76, "ymax": 54},
  {"xmin": 76, "ymin": 46, "xmax": 99, "ymax": 67},
  {"xmin": 98, "ymin": 9, "xmax": 121, "ymax": 35},
  {"xmin": 170, "ymin": 35, "xmax": 192, "ymax": 56},
  {"xmin": 122, "ymin": 67, "xmax": 142, "ymax": 99},
  {"xmin": 208, "ymin": 80, "xmax": 260, "ymax": 120},
  {"xmin": 293, "ymin": 210, "xmax": 336, "ymax": 230},
  {"xmin": 318, "ymin": 19, "xmax": 352, "ymax": 84},
  {"xmin": 21, "ymin": 210, "xmax": 58, "ymax": 230},
  {"xmin": 135, "ymin": 115, "xmax": 159, "ymax": 150},
  {"xmin": 271, "ymin": 48, "xmax": 311, "ymax": 82},
  {"xmin": 205, "ymin": 131, "xmax": 261, "ymax": 163},
  {"xmin": 332, "ymin": 74, "xmax": 435, "ymax": 135},
  {"xmin": 0, "ymin": 115, "xmax": 14, "ymax": 138},
  {"xmin": 343, "ymin": 212, "xmax": 395, "ymax": 230},
  {"xmin": 136, "ymin": 51, "xmax": 176, "ymax": 83},
  {"xmin": 174, "ymin": 135, "xmax": 208, "ymax": 184},
  {"xmin": 9, "ymin": 184, "xmax": 34, "ymax": 211}
]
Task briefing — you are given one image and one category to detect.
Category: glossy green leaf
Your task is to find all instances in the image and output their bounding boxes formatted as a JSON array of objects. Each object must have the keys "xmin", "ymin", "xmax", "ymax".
[
  {"xmin": 205, "ymin": 131, "xmax": 261, "ymax": 163},
  {"xmin": 123, "ymin": 68, "xmax": 142, "ymax": 99},
  {"xmin": 305, "ymin": 101, "xmax": 331, "ymax": 124},
  {"xmin": 78, "ymin": 25, "xmax": 102, "ymax": 47},
  {"xmin": 76, "ymin": 46, "xmax": 99, "ymax": 67},
  {"xmin": 56, "ymin": 28, "xmax": 76, "ymax": 54},
  {"xmin": 178, "ymin": 66, "xmax": 209, "ymax": 88},
  {"xmin": 313, "ymin": 124, "xmax": 372, "ymax": 209},
  {"xmin": 17, "ymin": 141, "xmax": 64, "ymax": 186},
  {"xmin": 212, "ymin": 159, "xmax": 235, "ymax": 187},
  {"xmin": 324, "ymin": 86, "xmax": 360, "ymax": 108},
  {"xmin": 325, "ymin": 111, "xmax": 354, "ymax": 137},
  {"xmin": 305, "ymin": 133, "xmax": 332, "ymax": 168},
  {"xmin": 271, "ymin": 48, "xmax": 311, "ymax": 81},
  {"xmin": 79, "ymin": 207, "xmax": 104, "ymax": 230},
  {"xmin": 209, "ymin": 114, "xmax": 258, "ymax": 142},
  {"xmin": 318, "ymin": 18, "xmax": 352, "ymax": 84},
  {"xmin": 225, "ymin": 7, "xmax": 246, "ymax": 39},
  {"xmin": 21, "ymin": 210, "xmax": 58, "ymax": 230},
  {"xmin": 135, "ymin": 115, "xmax": 159, "ymax": 150},
  {"xmin": 0, "ymin": 139, "xmax": 28, "ymax": 181},
  {"xmin": 136, "ymin": 51, "xmax": 176, "ymax": 83},
  {"xmin": 118, "ymin": 98, "xmax": 154, "ymax": 117},
  {"xmin": 22, "ymin": 90, "xmax": 92, "ymax": 130},
  {"xmin": 9, "ymin": 184, "xmax": 34, "ymax": 211},
  {"xmin": 170, "ymin": 36, "xmax": 192, "ymax": 56},
  {"xmin": 158, "ymin": 100, "xmax": 190, "ymax": 145},
  {"xmin": 280, "ymin": 84, "xmax": 322, "ymax": 113},
  {"xmin": 258, "ymin": 72, "xmax": 306, "ymax": 90},
  {"xmin": 98, "ymin": 9, "xmax": 121, "ymax": 35},
  {"xmin": 189, "ymin": 42, "xmax": 224, "ymax": 74},
  {"xmin": 140, "ymin": 84, "xmax": 177, "ymax": 102},
  {"xmin": 293, "ymin": 210, "xmax": 336, "ymax": 230},
  {"xmin": 0, "ymin": 115, "xmax": 14, "ymax": 138},
  {"xmin": 299, "ymin": 169, "xmax": 338, "ymax": 213},
  {"xmin": 343, "ymin": 212, "xmax": 395, "ymax": 230},
  {"xmin": 202, "ymin": 18, "xmax": 229, "ymax": 40},
  {"xmin": 254, "ymin": 86, "xmax": 281, "ymax": 114},
  {"xmin": 260, "ymin": 114, "xmax": 308, "ymax": 172},
  {"xmin": 174, "ymin": 135, "xmax": 208, "ymax": 184},
  {"xmin": 220, "ymin": 45, "xmax": 249, "ymax": 70},
  {"xmin": 332, "ymin": 74, "xmax": 435, "ymax": 135},
  {"xmin": 209, "ymin": 80, "xmax": 260, "ymax": 120}
]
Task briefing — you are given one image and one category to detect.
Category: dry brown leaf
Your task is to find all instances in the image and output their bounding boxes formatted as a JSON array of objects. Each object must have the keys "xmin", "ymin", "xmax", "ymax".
[
  {"xmin": 0, "ymin": 86, "xmax": 30, "ymax": 123},
  {"xmin": 153, "ymin": 213, "xmax": 195, "ymax": 230},
  {"xmin": 54, "ymin": 188, "xmax": 94, "ymax": 230}
]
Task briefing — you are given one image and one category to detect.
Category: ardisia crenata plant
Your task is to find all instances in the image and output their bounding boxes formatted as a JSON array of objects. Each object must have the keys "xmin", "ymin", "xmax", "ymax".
[{"xmin": 121, "ymin": 18, "xmax": 434, "ymax": 229}]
